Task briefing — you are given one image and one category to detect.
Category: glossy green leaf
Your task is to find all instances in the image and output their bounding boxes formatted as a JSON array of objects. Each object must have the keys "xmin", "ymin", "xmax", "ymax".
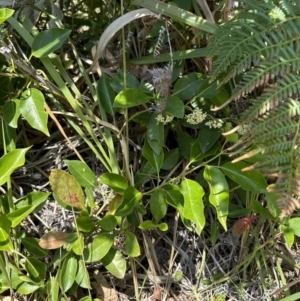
[
  {"xmin": 97, "ymin": 74, "xmax": 115, "ymax": 116},
  {"xmin": 110, "ymin": 72, "xmax": 140, "ymax": 93},
  {"xmin": 162, "ymin": 148, "xmax": 180, "ymax": 170},
  {"xmin": 15, "ymin": 191, "xmax": 50, "ymax": 211},
  {"xmin": 72, "ymin": 235, "xmax": 85, "ymax": 256},
  {"xmin": 47, "ymin": 277, "xmax": 59, "ymax": 301},
  {"xmin": 75, "ymin": 259, "xmax": 91, "ymax": 289},
  {"xmin": 150, "ymin": 190, "xmax": 168, "ymax": 223},
  {"xmin": 283, "ymin": 225, "xmax": 294, "ymax": 248},
  {"xmin": 198, "ymin": 126, "xmax": 221, "ymax": 154},
  {"xmin": 180, "ymin": 179, "xmax": 205, "ymax": 235},
  {"xmin": 0, "ymin": 148, "xmax": 30, "ymax": 186},
  {"xmin": 114, "ymin": 88, "xmax": 150, "ymax": 107},
  {"xmin": 142, "ymin": 139, "xmax": 164, "ymax": 172},
  {"xmin": 9, "ymin": 265, "xmax": 39, "ymax": 294},
  {"xmin": 25, "ymin": 257, "xmax": 46, "ymax": 284},
  {"xmin": 32, "ymin": 28, "xmax": 71, "ymax": 58},
  {"xmin": 83, "ymin": 233, "xmax": 114, "ymax": 263},
  {"xmin": 65, "ymin": 160, "xmax": 97, "ymax": 188},
  {"xmin": 177, "ymin": 130, "xmax": 194, "ymax": 159},
  {"xmin": 3, "ymin": 99, "xmax": 20, "ymax": 128},
  {"xmin": 288, "ymin": 218, "xmax": 300, "ymax": 237},
  {"xmin": 204, "ymin": 166, "xmax": 229, "ymax": 230},
  {"xmin": 85, "ymin": 187, "xmax": 95, "ymax": 211},
  {"xmin": 98, "ymin": 215, "xmax": 117, "ymax": 231},
  {"xmin": 60, "ymin": 254, "xmax": 77, "ymax": 292},
  {"xmin": 21, "ymin": 238, "xmax": 48, "ymax": 257},
  {"xmin": 19, "ymin": 88, "xmax": 49, "ymax": 136},
  {"xmin": 100, "ymin": 173, "xmax": 128, "ymax": 194},
  {"xmin": 101, "ymin": 248, "xmax": 126, "ymax": 279},
  {"xmin": 162, "ymin": 185, "xmax": 184, "ymax": 215},
  {"xmin": 49, "ymin": 169, "xmax": 85, "ymax": 209},
  {"xmin": 221, "ymin": 161, "xmax": 267, "ymax": 193},
  {"xmin": 125, "ymin": 231, "xmax": 141, "ymax": 257},
  {"xmin": 164, "ymin": 96, "xmax": 185, "ymax": 118},
  {"xmin": 173, "ymin": 73, "xmax": 203, "ymax": 99},
  {"xmin": 0, "ymin": 215, "xmax": 11, "ymax": 242},
  {"xmin": 0, "ymin": 8, "xmax": 14, "ymax": 24},
  {"xmin": 146, "ymin": 113, "xmax": 165, "ymax": 147},
  {"xmin": 7, "ymin": 206, "xmax": 36, "ymax": 228},
  {"xmin": 76, "ymin": 215, "xmax": 94, "ymax": 232},
  {"xmin": 115, "ymin": 186, "xmax": 143, "ymax": 216}
]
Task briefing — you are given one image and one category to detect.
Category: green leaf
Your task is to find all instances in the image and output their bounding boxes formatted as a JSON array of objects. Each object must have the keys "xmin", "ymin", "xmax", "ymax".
[
  {"xmin": 221, "ymin": 161, "xmax": 267, "ymax": 193},
  {"xmin": 72, "ymin": 235, "xmax": 84, "ymax": 256},
  {"xmin": 65, "ymin": 160, "xmax": 97, "ymax": 188},
  {"xmin": 204, "ymin": 166, "xmax": 229, "ymax": 231},
  {"xmin": 3, "ymin": 99, "xmax": 20, "ymax": 128},
  {"xmin": 101, "ymin": 248, "xmax": 126, "ymax": 279},
  {"xmin": 98, "ymin": 215, "xmax": 117, "ymax": 231},
  {"xmin": 139, "ymin": 220, "xmax": 168, "ymax": 231},
  {"xmin": 198, "ymin": 126, "xmax": 221, "ymax": 154},
  {"xmin": 25, "ymin": 257, "xmax": 46, "ymax": 284},
  {"xmin": 125, "ymin": 231, "xmax": 141, "ymax": 257},
  {"xmin": 60, "ymin": 254, "xmax": 78, "ymax": 292},
  {"xmin": 83, "ymin": 233, "xmax": 114, "ymax": 263},
  {"xmin": 287, "ymin": 218, "xmax": 300, "ymax": 237},
  {"xmin": 49, "ymin": 169, "xmax": 86, "ymax": 209},
  {"xmin": 76, "ymin": 215, "xmax": 94, "ymax": 232},
  {"xmin": 19, "ymin": 88, "xmax": 49, "ymax": 136},
  {"xmin": 97, "ymin": 74, "xmax": 115, "ymax": 116},
  {"xmin": 15, "ymin": 191, "xmax": 50, "ymax": 211},
  {"xmin": 0, "ymin": 148, "xmax": 30, "ymax": 186},
  {"xmin": 32, "ymin": 28, "xmax": 71, "ymax": 58},
  {"xmin": 150, "ymin": 190, "xmax": 168, "ymax": 223},
  {"xmin": 162, "ymin": 185, "xmax": 184, "ymax": 215},
  {"xmin": 47, "ymin": 277, "xmax": 59, "ymax": 301},
  {"xmin": 100, "ymin": 173, "xmax": 128, "ymax": 194},
  {"xmin": 164, "ymin": 96, "xmax": 185, "ymax": 118},
  {"xmin": 7, "ymin": 206, "xmax": 36, "ymax": 228},
  {"xmin": 75, "ymin": 259, "xmax": 91, "ymax": 289},
  {"xmin": 0, "ymin": 215, "xmax": 11, "ymax": 242},
  {"xmin": 0, "ymin": 8, "xmax": 14, "ymax": 25},
  {"xmin": 110, "ymin": 72, "xmax": 140, "ymax": 93},
  {"xmin": 180, "ymin": 179, "xmax": 205, "ymax": 235},
  {"xmin": 283, "ymin": 225, "xmax": 294, "ymax": 248},
  {"xmin": 176, "ymin": 130, "xmax": 194, "ymax": 159},
  {"xmin": 162, "ymin": 148, "xmax": 180, "ymax": 170},
  {"xmin": 10, "ymin": 272, "xmax": 39, "ymax": 295},
  {"xmin": 146, "ymin": 114, "xmax": 165, "ymax": 147},
  {"xmin": 114, "ymin": 88, "xmax": 150, "ymax": 108},
  {"xmin": 173, "ymin": 73, "xmax": 203, "ymax": 99},
  {"xmin": 115, "ymin": 186, "xmax": 143, "ymax": 216},
  {"xmin": 21, "ymin": 238, "xmax": 48, "ymax": 257},
  {"xmin": 142, "ymin": 139, "xmax": 164, "ymax": 173}
]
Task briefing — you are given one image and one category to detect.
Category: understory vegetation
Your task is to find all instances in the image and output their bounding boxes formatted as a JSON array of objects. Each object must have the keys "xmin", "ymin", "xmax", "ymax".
[{"xmin": 1, "ymin": 0, "xmax": 300, "ymax": 300}]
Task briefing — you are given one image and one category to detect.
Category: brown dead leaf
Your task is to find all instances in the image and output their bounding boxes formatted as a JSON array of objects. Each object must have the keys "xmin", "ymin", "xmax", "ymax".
[
  {"xmin": 93, "ymin": 270, "xmax": 118, "ymax": 301},
  {"xmin": 39, "ymin": 231, "xmax": 68, "ymax": 249}
]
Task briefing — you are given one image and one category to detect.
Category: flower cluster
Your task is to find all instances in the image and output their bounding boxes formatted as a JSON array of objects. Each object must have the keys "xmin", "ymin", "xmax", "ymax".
[
  {"xmin": 155, "ymin": 113, "xmax": 173, "ymax": 125},
  {"xmin": 237, "ymin": 123, "xmax": 252, "ymax": 135},
  {"xmin": 205, "ymin": 118, "xmax": 224, "ymax": 129},
  {"xmin": 185, "ymin": 108, "xmax": 207, "ymax": 125}
]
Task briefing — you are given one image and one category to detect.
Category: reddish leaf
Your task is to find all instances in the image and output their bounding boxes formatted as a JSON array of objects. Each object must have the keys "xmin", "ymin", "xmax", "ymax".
[
  {"xmin": 49, "ymin": 169, "xmax": 85, "ymax": 209},
  {"xmin": 232, "ymin": 216, "xmax": 258, "ymax": 236}
]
